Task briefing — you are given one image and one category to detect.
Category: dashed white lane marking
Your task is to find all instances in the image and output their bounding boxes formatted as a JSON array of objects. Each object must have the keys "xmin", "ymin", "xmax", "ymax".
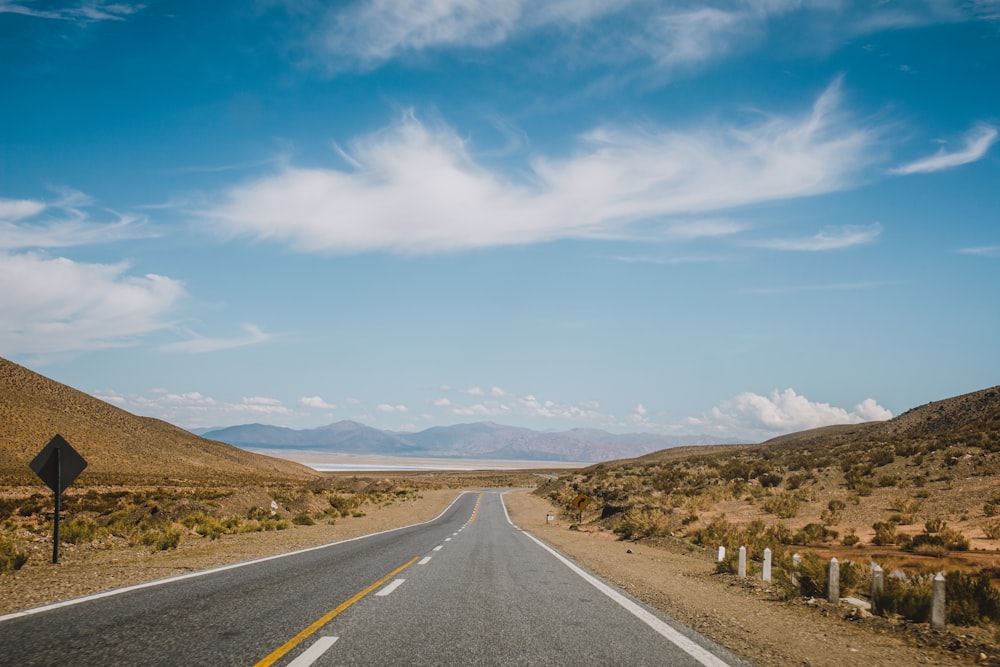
[
  {"xmin": 444, "ymin": 537, "xmax": 452, "ymax": 542},
  {"xmin": 286, "ymin": 636, "xmax": 338, "ymax": 667},
  {"xmin": 376, "ymin": 579, "xmax": 406, "ymax": 597},
  {"xmin": 418, "ymin": 556, "xmax": 432, "ymax": 565},
  {"xmin": 433, "ymin": 545, "xmax": 443, "ymax": 551}
]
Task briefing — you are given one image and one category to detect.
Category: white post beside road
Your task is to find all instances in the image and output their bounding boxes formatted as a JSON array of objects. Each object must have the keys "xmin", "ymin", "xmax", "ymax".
[
  {"xmin": 738, "ymin": 546, "xmax": 747, "ymax": 578},
  {"xmin": 762, "ymin": 548, "xmax": 772, "ymax": 582}
]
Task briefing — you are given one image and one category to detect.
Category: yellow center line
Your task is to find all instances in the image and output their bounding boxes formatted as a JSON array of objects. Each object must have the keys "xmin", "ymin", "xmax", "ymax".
[
  {"xmin": 466, "ymin": 493, "xmax": 483, "ymax": 526},
  {"xmin": 253, "ymin": 556, "xmax": 419, "ymax": 667}
]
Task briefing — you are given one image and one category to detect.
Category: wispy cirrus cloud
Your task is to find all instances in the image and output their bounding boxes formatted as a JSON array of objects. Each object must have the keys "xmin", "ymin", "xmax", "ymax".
[
  {"xmin": 158, "ymin": 323, "xmax": 271, "ymax": 354},
  {"xmin": 957, "ymin": 245, "xmax": 1000, "ymax": 257},
  {"xmin": 752, "ymin": 222, "xmax": 882, "ymax": 251},
  {"xmin": 315, "ymin": 0, "xmax": 620, "ymax": 68},
  {"xmin": 203, "ymin": 79, "xmax": 875, "ymax": 254},
  {"xmin": 0, "ymin": 190, "xmax": 150, "ymax": 250},
  {"xmin": 0, "ymin": 0, "xmax": 144, "ymax": 22},
  {"xmin": 891, "ymin": 124, "xmax": 998, "ymax": 175}
]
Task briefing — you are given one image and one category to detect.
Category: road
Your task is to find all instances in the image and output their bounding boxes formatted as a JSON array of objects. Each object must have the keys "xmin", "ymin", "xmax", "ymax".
[{"xmin": 0, "ymin": 491, "xmax": 747, "ymax": 666}]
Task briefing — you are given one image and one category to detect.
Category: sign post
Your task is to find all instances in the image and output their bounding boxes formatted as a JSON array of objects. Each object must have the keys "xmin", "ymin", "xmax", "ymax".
[
  {"xmin": 571, "ymin": 492, "xmax": 591, "ymax": 523},
  {"xmin": 29, "ymin": 435, "xmax": 88, "ymax": 564}
]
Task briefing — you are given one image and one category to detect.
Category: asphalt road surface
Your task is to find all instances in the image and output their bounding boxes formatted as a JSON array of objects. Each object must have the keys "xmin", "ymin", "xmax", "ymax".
[{"xmin": 0, "ymin": 491, "xmax": 748, "ymax": 666}]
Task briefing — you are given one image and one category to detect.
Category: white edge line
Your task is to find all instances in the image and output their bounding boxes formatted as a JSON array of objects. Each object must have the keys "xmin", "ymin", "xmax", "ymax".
[
  {"xmin": 286, "ymin": 635, "xmax": 339, "ymax": 667},
  {"xmin": 499, "ymin": 493, "xmax": 731, "ymax": 667},
  {"xmin": 0, "ymin": 491, "xmax": 474, "ymax": 623},
  {"xmin": 375, "ymin": 578, "xmax": 406, "ymax": 597}
]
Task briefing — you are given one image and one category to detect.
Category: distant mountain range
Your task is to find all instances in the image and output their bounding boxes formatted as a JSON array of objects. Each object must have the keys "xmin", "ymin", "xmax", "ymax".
[{"xmin": 198, "ymin": 421, "xmax": 746, "ymax": 463}]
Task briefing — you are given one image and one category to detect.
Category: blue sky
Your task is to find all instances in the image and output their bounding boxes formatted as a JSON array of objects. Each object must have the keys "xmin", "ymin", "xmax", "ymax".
[{"xmin": 1, "ymin": 1, "xmax": 998, "ymax": 442}]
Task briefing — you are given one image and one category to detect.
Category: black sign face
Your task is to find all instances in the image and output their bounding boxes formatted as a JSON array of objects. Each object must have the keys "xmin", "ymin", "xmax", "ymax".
[{"xmin": 29, "ymin": 434, "xmax": 88, "ymax": 494}]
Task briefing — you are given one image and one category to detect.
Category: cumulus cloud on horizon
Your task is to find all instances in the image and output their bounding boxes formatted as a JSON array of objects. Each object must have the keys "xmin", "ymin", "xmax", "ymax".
[{"xmin": 707, "ymin": 388, "xmax": 892, "ymax": 438}]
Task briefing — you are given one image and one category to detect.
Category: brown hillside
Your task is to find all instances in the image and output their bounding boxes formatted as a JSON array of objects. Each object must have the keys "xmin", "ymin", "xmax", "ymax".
[
  {"xmin": 0, "ymin": 357, "xmax": 318, "ymax": 485},
  {"xmin": 539, "ymin": 383, "xmax": 1000, "ymax": 587}
]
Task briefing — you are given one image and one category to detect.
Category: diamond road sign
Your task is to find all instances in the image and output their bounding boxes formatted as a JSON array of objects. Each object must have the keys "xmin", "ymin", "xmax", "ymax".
[{"xmin": 30, "ymin": 434, "xmax": 88, "ymax": 494}]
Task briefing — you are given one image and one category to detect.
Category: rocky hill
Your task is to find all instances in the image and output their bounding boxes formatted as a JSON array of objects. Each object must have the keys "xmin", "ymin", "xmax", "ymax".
[{"xmin": 0, "ymin": 358, "xmax": 317, "ymax": 485}]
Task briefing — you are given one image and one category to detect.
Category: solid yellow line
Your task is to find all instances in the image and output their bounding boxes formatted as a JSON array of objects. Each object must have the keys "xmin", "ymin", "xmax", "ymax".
[{"xmin": 253, "ymin": 556, "xmax": 419, "ymax": 667}]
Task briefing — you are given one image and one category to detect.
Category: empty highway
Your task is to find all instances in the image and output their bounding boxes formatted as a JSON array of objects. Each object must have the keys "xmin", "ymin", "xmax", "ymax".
[{"xmin": 0, "ymin": 491, "xmax": 747, "ymax": 666}]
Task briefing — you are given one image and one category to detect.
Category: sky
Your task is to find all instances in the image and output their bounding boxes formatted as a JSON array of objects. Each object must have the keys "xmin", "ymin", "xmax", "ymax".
[{"xmin": 1, "ymin": 1, "xmax": 998, "ymax": 443}]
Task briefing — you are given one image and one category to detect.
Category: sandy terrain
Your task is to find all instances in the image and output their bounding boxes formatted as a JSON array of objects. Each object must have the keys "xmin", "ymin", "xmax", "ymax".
[{"xmin": 2, "ymin": 489, "xmax": 995, "ymax": 665}]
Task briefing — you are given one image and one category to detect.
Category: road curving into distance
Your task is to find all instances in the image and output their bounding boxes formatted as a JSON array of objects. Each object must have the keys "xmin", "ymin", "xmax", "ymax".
[{"xmin": 0, "ymin": 491, "xmax": 748, "ymax": 666}]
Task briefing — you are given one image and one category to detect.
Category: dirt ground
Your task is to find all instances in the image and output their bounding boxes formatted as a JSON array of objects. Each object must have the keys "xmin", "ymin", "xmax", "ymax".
[{"xmin": 2, "ymin": 488, "xmax": 996, "ymax": 666}]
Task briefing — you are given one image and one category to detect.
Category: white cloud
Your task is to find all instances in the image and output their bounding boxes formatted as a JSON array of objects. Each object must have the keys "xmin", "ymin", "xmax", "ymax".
[
  {"xmin": 753, "ymin": 222, "xmax": 882, "ymax": 251},
  {"xmin": 891, "ymin": 124, "xmax": 998, "ymax": 175},
  {"xmin": 0, "ymin": 191, "xmax": 149, "ymax": 250},
  {"xmin": 204, "ymin": 80, "xmax": 874, "ymax": 254},
  {"xmin": 317, "ymin": 0, "xmax": 619, "ymax": 67},
  {"xmin": 957, "ymin": 245, "xmax": 1000, "ymax": 258},
  {"xmin": 709, "ymin": 388, "xmax": 892, "ymax": 438},
  {"xmin": 108, "ymin": 389, "xmax": 294, "ymax": 428},
  {"xmin": 0, "ymin": 252, "xmax": 184, "ymax": 356},
  {"xmin": 158, "ymin": 323, "xmax": 271, "ymax": 354},
  {"xmin": 376, "ymin": 403, "xmax": 409, "ymax": 413},
  {"xmin": 437, "ymin": 385, "xmax": 602, "ymax": 422},
  {"xmin": 299, "ymin": 396, "xmax": 338, "ymax": 410},
  {"xmin": 0, "ymin": 1, "xmax": 144, "ymax": 22}
]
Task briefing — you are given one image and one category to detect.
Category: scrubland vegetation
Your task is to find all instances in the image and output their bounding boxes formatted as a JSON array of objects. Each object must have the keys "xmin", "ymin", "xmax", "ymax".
[
  {"xmin": 538, "ymin": 389, "xmax": 1000, "ymax": 631},
  {"xmin": 0, "ymin": 476, "xmax": 431, "ymax": 569}
]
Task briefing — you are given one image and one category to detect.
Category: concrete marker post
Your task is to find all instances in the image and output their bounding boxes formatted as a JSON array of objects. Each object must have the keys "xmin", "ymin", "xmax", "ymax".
[
  {"xmin": 738, "ymin": 546, "xmax": 747, "ymax": 578},
  {"xmin": 827, "ymin": 557, "xmax": 840, "ymax": 604},
  {"xmin": 871, "ymin": 564, "xmax": 884, "ymax": 615},
  {"xmin": 931, "ymin": 572, "xmax": 946, "ymax": 631},
  {"xmin": 762, "ymin": 548, "xmax": 772, "ymax": 582}
]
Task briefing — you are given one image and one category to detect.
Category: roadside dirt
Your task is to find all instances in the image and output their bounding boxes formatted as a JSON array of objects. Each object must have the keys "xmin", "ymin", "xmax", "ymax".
[{"xmin": 2, "ymin": 488, "xmax": 996, "ymax": 666}]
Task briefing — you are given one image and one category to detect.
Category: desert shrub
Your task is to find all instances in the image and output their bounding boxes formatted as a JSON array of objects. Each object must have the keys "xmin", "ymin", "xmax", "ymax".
[
  {"xmin": 693, "ymin": 515, "xmax": 742, "ymax": 549},
  {"xmin": 61, "ymin": 517, "xmax": 99, "ymax": 544},
  {"xmin": 0, "ymin": 535, "xmax": 28, "ymax": 571},
  {"xmin": 181, "ymin": 513, "xmax": 225, "ymax": 540},
  {"xmin": 854, "ymin": 481, "xmax": 875, "ymax": 497},
  {"xmin": 758, "ymin": 472, "xmax": 783, "ymax": 488},
  {"xmin": 793, "ymin": 523, "xmax": 836, "ymax": 546},
  {"xmin": 946, "ymin": 572, "xmax": 1000, "ymax": 625},
  {"xmin": 784, "ymin": 473, "xmax": 808, "ymax": 490},
  {"xmin": 821, "ymin": 507, "xmax": 842, "ymax": 526},
  {"xmin": 292, "ymin": 513, "xmax": 315, "ymax": 526},
  {"xmin": 924, "ymin": 517, "xmax": 945, "ymax": 533},
  {"xmin": 983, "ymin": 520, "xmax": 1000, "ymax": 540},
  {"xmin": 875, "ymin": 575, "xmax": 932, "ymax": 622},
  {"xmin": 791, "ymin": 551, "xmax": 828, "ymax": 598},
  {"xmin": 869, "ymin": 448, "xmax": 895, "ymax": 467},
  {"xmin": 877, "ymin": 475, "xmax": 898, "ymax": 488},
  {"xmin": 134, "ymin": 527, "xmax": 182, "ymax": 552},
  {"xmin": 761, "ymin": 493, "xmax": 800, "ymax": 519},
  {"xmin": 614, "ymin": 507, "xmax": 673, "ymax": 540},
  {"xmin": 843, "ymin": 532, "xmax": 860, "ymax": 547},
  {"xmin": 872, "ymin": 521, "xmax": 898, "ymax": 546}
]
